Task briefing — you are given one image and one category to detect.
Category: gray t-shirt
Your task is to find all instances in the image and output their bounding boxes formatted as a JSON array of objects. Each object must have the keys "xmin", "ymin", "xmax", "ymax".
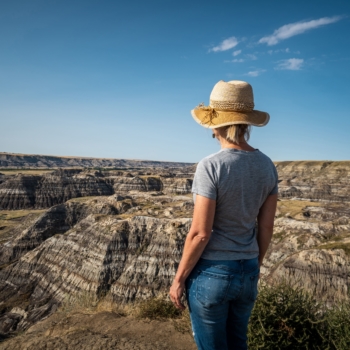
[{"xmin": 192, "ymin": 148, "xmax": 278, "ymax": 260}]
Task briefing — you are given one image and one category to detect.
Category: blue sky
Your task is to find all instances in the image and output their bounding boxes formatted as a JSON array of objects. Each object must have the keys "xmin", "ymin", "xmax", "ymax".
[{"xmin": 1, "ymin": 0, "xmax": 349, "ymax": 162}]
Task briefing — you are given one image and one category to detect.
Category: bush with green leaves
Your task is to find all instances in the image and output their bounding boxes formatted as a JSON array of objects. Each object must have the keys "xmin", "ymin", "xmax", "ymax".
[
  {"xmin": 324, "ymin": 302, "xmax": 350, "ymax": 350},
  {"xmin": 248, "ymin": 281, "xmax": 350, "ymax": 350}
]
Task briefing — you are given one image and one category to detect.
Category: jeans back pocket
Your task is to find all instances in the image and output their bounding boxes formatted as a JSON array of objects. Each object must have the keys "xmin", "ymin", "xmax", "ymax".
[{"xmin": 195, "ymin": 270, "xmax": 232, "ymax": 308}]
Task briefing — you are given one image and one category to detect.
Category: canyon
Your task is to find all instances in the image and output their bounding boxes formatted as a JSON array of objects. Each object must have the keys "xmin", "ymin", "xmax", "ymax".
[
  {"xmin": 0, "ymin": 153, "xmax": 192, "ymax": 169},
  {"xmin": 0, "ymin": 156, "xmax": 349, "ymax": 345}
]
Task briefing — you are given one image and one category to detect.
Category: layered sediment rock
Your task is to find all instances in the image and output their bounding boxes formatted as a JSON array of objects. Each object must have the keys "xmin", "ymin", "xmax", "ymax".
[
  {"xmin": 1, "ymin": 160, "xmax": 350, "ymax": 337},
  {"xmin": 161, "ymin": 178, "xmax": 193, "ymax": 194},
  {"xmin": 2, "ymin": 161, "xmax": 349, "ymax": 211},
  {"xmin": 262, "ymin": 201, "xmax": 350, "ymax": 301},
  {"xmin": 0, "ymin": 215, "xmax": 190, "ymax": 334},
  {"xmin": 0, "ymin": 175, "xmax": 41, "ymax": 210},
  {"xmin": 269, "ymin": 249, "xmax": 350, "ymax": 301},
  {"xmin": 0, "ymin": 196, "xmax": 133, "ymax": 265},
  {"xmin": 0, "ymin": 171, "xmax": 193, "ymax": 210},
  {"xmin": 112, "ymin": 176, "xmax": 163, "ymax": 193},
  {"xmin": 35, "ymin": 170, "xmax": 114, "ymax": 208},
  {"xmin": 276, "ymin": 161, "xmax": 350, "ymax": 201},
  {"xmin": 0, "ymin": 152, "xmax": 193, "ymax": 169}
]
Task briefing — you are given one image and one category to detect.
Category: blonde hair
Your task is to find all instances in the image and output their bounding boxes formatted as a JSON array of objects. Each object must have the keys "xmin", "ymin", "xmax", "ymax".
[{"xmin": 225, "ymin": 124, "xmax": 251, "ymax": 144}]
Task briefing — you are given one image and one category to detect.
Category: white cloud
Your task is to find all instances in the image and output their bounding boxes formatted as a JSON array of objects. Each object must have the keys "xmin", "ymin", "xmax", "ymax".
[
  {"xmin": 268, "ymin": 48, "xmax": 291, "ymax": 55},
  {"xmin": 224, "ymin": 58, "xmax": 244, "ymax": 63},
  {"xmin": 210, "ymin": 36, "xmax": 239, "ymax": 52},
  {"xmin": 246, "ymin": 54, "xmax": 257, "ymax": 60},
  {"xmin": 246, "ymin": 69, "xmax": 266, "ymax": 77},
  {"xmin": 259, "ymin": 16, "xmax": 343, "ymax": 46},
  {"xmin": 233, "ymin": 50, "xmax": 242, "ymax": 56},
  {"xmin": 276, "ymin": 58, "xmax": 304, "ymax": 70}
]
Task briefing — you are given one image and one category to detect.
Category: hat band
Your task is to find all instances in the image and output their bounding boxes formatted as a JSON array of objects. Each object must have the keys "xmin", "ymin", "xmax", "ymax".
[{"xmin": 210, "ymin": 99, "xmax": 254, "ymax": 112}]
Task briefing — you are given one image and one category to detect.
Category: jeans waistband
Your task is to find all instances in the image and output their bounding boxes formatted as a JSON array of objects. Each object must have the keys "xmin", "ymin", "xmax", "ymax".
[{"xmin": 197, "ymin": 257, "xmax": 259, "ymax": 273}]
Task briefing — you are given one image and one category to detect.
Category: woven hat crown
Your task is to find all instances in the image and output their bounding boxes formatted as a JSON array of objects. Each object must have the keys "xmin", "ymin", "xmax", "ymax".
[
  {"xmin": 191, "ymin": 79, "xmax": 269, "ymax": 128},
  {"xmin": 209, "ymin": 80, "xmax": 254, "ymax": 112}
]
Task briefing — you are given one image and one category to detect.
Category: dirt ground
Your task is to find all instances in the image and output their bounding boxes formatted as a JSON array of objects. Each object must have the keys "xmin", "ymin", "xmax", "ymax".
[{"xmin": 0, "ymin": 311, "xmax": 197, "ymax": 350}]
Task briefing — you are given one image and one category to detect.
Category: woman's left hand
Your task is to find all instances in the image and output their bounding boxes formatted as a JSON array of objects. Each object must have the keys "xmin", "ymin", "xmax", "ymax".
[{"xmin": 169, "ymin": 280, "xmax": 186, "ymax": 310}]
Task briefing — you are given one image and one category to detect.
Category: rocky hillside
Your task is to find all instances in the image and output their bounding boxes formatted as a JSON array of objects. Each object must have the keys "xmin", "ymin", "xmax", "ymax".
[
  {"xmin": 0, "ymin": 169, "xmax": 194, "ymax": 210},
  {"xmin": 276, "ymin": 161, "xmax": 350, "ymax": 202},
  {"xmin": 0, "ymin": 160, "xmax": 349, "ymax": 338},
  {"xmin": 0, "ymin": 153, "xmax": 193, "ymax": 169},
  {"xmin": 1, "ymin": 161, "xmax": 349, "ymax": 211},
  {"xmin": 0, "ymin": 193, "xmax": 193, "ymax": 335}
]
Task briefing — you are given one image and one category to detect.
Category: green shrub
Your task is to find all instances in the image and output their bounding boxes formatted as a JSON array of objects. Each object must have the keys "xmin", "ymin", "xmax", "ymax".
[
  {"xmin": 323, "ymin": 302, "xmax": 350, "ymax": 349},
  {"xmin": 248, "ymin": 281, "xmax": 350, "ymax": 350}
]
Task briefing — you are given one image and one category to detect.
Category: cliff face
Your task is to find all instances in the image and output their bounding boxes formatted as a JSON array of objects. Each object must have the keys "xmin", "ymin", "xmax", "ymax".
[
  {"xmin": 35, "ymin": 170, "xmax": 114, "ymax": 208},
  {"xmin": 262, "ymin": 201, "xmax": 350, "ymax": 301},
  {"xmin": 1, "ymin": 161, "xmax": 349, "ymax": 211},
  {"xmin": 276, "ymin": 161, "xmax": 350, "ymax": 202},
  {"xmin": 0, "ymin": 214, "xmax": 190, "ymax": 334},
  {"xmin": 0, "ymin": 161, "xmax": 349, "ymax": 336},
  {"xmin": 0, "ymin": 170, "xmax": 194, "ymax": 210},
  {"xmin": 0, "ymin": 197, "xmax": 127, "ymax": 265},
  {"xmin": 0, "ymin": 175, "xmax": 41, "ymax": 210}
]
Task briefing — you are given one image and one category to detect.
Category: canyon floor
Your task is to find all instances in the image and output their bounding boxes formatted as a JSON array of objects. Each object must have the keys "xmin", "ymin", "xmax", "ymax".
[{"xmin": 0, "ymin": 160, "xmax": 349, "ymax": 347}]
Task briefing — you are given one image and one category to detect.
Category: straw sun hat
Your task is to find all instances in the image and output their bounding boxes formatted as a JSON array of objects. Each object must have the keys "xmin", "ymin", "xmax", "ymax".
[{"xmin": 191, "ymin": 80, "xmax": 270, "ymax": 129}]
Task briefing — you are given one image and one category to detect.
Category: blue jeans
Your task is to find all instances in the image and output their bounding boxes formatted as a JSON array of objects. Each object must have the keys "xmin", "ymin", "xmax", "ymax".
[{"xmin": 186, "ymin": 257, "xmax": 259, "ymax": 350}]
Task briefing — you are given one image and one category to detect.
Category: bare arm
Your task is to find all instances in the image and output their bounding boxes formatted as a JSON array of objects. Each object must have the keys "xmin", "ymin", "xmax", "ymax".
[
  {"xmin": 169, "ymin": 194, "xmax": 216, "ymax": 309},
  {"xmin": 257, "ymin": 194, "xmax": 278, "ymax": 267}
]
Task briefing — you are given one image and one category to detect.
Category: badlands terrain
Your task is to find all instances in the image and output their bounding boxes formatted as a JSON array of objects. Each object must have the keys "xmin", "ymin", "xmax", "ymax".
[{"xmin": 0, "ymin": 154, "xmax": 349, "ymax": 348}]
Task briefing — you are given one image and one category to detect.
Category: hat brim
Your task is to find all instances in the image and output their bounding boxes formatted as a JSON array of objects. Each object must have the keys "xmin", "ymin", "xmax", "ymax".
[{"xmin": 191, "ymin": 108, "xmax": 270, "ymax": 129}]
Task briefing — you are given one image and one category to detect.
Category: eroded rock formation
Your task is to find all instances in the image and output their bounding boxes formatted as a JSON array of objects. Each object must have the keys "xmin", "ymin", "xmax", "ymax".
[
  {"xmin": 0, "ymin": 160, "xmax": 349, "ymax": 337},
  {"xmin": 0, "ymin": 170, "xmax": 194, "ymax": 210},
  {"xmin": 0, "ymin": 152, "xmax": 193, "ymax": 169},
  {"xmin": 0, "ymin": 196, "xmax": 128, "ymax": 265},
  {"xmin": 0, "ymin": 215, "xmax": 190, "ymax": 334},
  {"xmin": 276, "ymin": 161, "xmax": 350, "ymax": 201}
]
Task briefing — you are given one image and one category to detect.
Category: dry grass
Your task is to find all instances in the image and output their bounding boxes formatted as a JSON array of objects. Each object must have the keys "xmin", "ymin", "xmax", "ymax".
[
  {"xmin": 173, "ymin": 308, "xmax": 192, "ymax": 334},
  {"xmin": 0, "ymin": 209, "xmax": 45, "ymax": 221},
  {"xmin": 59, "ymin": 292, "xmax": 129, "ymax": 317},
  {"xmin": 0, "ymin": 169, "xmax": 53, "ymax": 175},
  {"xmin": 59, "ymin": 292, "xmax": 185, "ymax": 323},
  {"xmin": 95, "ymin": 298, "xmax": 128, "ymax": 316},
  {"xmin": 331, "ymin": 232, "xmax": 350, "ymax": 242},
  {"xmin": 317, "ymin": 242, "xmax": 350, "ymax": 256},
  {"xmin": 274, "ymin": 160, "xmax": 350, "ymax": 167},
  {"xmin": 59, "ymin": 291, "xmax": 99, "ymax": 315},
  {"xmin": 0, "ymin": 209, "xmax": 45, "ymax": 242},
  {"xmin": 134, "ymin": 297, "xmax": 182, "ymax": 320},
  {"xmin": 67, "ymin": 196, "xmax": 98, "ymax": 203},
  {"xmin": 0, "ymin": 209, "xmax": 45, "ymax": 230},
  {"xmin": 277, "ymin": 199, "xmax": 322, "ymax": 219}
]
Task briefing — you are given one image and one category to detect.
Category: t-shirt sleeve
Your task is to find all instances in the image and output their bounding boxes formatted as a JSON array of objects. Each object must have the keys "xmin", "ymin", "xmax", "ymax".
[
  {"xmin": 269, "ymin": 165, "xmax": 279, "ymax": 195},
  {"xmin": 192, "ymin": 159, "xmax": 217, "ymax": 200}
]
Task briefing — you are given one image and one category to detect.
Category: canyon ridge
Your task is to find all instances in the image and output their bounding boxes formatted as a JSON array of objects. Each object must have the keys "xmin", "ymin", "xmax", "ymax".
[{"xmin": 0, "ymin": 153, "xmax": 349, "ymax": 348}]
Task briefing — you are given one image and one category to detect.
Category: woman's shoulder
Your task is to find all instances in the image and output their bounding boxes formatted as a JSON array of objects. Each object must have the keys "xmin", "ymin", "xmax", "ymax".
[
  {"xmin": 197, "ymin": 150, "xmax": 227, "ymax": 170},
  {"xmin": 256, "ymin": 151, "xmax": 277, "ymax": 168}
]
